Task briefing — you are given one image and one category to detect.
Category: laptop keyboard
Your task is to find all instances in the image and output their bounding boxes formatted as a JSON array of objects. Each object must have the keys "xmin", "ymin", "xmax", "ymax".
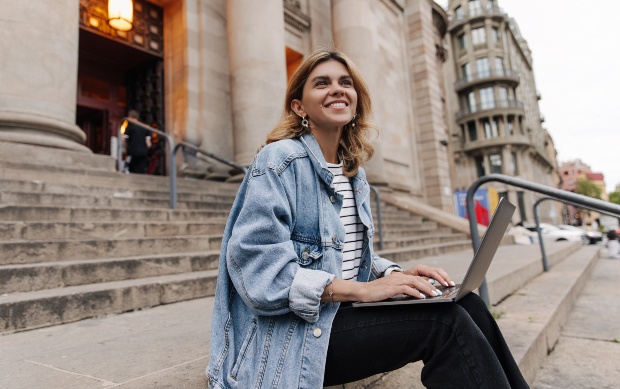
[{"xmin": 436, "ymin": 285, "xmax": 459, "ymax": 299}]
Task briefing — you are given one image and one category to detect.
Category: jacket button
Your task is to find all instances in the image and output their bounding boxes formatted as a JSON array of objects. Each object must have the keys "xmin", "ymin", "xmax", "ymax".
[
  {"xmin": 332, "ymin": 235, "xmax": 337, "ymax": 243},
  {"xmin": 313, "ymin": 328, "xmax": 322, "ymax": 338},
  {"xmin": 329, "ymin": 195, "xmax": 336, "ymax": 203}
]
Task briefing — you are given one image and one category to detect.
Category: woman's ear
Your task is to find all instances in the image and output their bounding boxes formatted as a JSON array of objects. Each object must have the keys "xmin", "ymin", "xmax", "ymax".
[{"xmin": 291, "ymin": 99, "xmax": 305, "ymax": 118}]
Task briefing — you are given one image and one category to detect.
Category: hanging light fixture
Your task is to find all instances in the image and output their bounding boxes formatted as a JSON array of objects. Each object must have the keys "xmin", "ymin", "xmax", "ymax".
[{"xmin": 108, "ymin": 0, "xmax": 134, "ymax": 32}]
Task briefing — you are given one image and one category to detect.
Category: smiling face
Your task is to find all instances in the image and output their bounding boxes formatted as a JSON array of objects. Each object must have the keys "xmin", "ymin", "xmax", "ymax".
[{"xmin": 291, "ymin": 59, "xmax": 358, "ymax": 138}]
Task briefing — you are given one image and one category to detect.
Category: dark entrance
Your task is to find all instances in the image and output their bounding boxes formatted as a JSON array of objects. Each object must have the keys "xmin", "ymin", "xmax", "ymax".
[
  {"xmin": 76, "ymin": 1, "xmax": 164, "ymax": 158},
  {"xmin": 76, "ymin": 106, "xmax": 108, "ymax": 154}
]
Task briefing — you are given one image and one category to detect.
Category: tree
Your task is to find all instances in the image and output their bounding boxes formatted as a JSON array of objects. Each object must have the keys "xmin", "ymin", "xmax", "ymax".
[
  {"xmin": 575, "ymin": 178, "xmax": 602, "ymax": 200},
  {"xmin": 609, "ymin": 191, "xmax": 620, "ymax": 205}
]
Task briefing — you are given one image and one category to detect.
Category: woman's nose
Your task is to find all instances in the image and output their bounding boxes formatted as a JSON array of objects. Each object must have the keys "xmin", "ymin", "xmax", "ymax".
[{"xmin": 330, "ymin": 82, "xmax": 345, "ymax": 95}]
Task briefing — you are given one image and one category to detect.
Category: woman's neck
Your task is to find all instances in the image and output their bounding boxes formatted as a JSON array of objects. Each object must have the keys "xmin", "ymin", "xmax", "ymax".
[{"xmin": 312, "ymin": 127, "xmax": 342, "ymax": 164}]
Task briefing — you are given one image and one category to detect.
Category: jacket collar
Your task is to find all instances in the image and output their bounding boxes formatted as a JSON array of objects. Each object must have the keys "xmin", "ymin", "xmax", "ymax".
[{"xmin": 299, "ymin": 133, "xmax": 335, "ymax": 187}]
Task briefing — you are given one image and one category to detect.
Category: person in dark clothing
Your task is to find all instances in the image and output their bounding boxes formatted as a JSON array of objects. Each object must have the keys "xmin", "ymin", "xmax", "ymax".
[{"xmin": 124, "ymin": 110, "xmax": 151, "ymax": 174}]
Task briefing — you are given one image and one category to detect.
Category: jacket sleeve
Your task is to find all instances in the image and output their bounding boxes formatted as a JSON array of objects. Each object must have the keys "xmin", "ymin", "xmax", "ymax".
[
  {"xmin": 370, "ymin": 251, "xmax": 401, "ymax": 280},
  {"xmin": 226, "ymin": 165, "xmax": 333, "ymax": 323}
]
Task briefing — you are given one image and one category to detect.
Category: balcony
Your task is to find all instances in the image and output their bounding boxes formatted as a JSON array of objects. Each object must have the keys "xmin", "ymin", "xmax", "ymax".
[
  {"xmin": 454, "ymin": 69, "xmax": 520, "ymax": 92},
  {"xmin": 448, "ymin": 6, "xmax": 507, "ymax": 32},
  {"xmin": 461, "ymin": 133, "xmax": 530, "ymax": 153},
  {"xmin": 456, "ymin": 99, "xmax": 525, "ymax": 122}
]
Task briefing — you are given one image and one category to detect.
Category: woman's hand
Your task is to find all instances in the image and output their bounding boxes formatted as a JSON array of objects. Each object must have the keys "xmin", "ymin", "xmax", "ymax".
[
  {"xmin": 354, "ymin": 272, "xmax": 442, "ymax": 302},
  {"xmin": 403, "ymin": 264, "xmax": 455, "ymax": 288}
]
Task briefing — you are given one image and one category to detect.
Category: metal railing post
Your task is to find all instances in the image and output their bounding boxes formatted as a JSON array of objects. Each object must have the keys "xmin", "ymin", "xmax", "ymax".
[
  {"xmin": 369, "ymin": 186, "xmax": 384, "ymax": 251},
  {"xmin": 533, "ymin": 199, "xmax": 549, "ymax": 271}
]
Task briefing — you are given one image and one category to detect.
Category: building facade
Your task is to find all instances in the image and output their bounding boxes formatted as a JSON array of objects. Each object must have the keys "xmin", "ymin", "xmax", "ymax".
[
  {"xmin": 444, "ymin": 0, "xmax": 561, "ymax": 223},
  {"xmin": 0, "ymin": 0, "xmax": 560, "ymax": 222},
  {"xmin": 559, "ymin": 159, "xmax": 607, "ymax": 225}
]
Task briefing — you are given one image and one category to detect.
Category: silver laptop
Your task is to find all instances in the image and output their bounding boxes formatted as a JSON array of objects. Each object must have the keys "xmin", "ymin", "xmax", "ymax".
[{"xmin": 352, "ymin": 197, "xmax": 516, "ymax": 307}]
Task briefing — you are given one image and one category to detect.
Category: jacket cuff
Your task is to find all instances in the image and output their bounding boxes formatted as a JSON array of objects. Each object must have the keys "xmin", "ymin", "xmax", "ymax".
[{"xmin": 289, "ymin": 268, "xmax": 335, "ymax": 323}]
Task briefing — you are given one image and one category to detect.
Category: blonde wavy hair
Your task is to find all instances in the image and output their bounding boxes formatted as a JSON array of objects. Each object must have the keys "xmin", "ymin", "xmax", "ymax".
[{"xmin": 266, "ymin": 49, "xmax": 376, "ymax": 177}]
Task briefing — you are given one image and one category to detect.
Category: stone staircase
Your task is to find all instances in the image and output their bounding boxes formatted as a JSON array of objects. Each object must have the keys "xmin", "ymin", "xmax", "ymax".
[{"xmin": 0, "ymin": 165, "xmax": 470, "ymax": 334}]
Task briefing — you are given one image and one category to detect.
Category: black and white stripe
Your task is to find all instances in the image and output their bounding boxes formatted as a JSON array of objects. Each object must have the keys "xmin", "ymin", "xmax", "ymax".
[{"xmin": 327, "ymin": 162, "xmax": 364, "ymax": 281}]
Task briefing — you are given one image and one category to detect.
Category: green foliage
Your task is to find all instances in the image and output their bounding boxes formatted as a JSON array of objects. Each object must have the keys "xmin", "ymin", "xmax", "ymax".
[
  {"xmin": 491, "ymin": 310, "xmax": 505, "ymax": 320},
  {"xmin": 575, "ymin": 178, "xmax": 602, "ymax": 200},
  {"xmin": 609, "ymin": 192, "xmax": 620, "ymax": 205}
]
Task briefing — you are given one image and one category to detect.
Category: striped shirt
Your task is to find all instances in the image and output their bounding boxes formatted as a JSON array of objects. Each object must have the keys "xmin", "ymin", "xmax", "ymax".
[{"xmin": 327, "ymin": 162, "xmax": 364, "ymax": 281}]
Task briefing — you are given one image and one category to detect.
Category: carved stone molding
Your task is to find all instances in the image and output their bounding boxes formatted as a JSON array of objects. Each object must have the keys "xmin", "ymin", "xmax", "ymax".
[{"xmin": 283, "ymin": 1, "xmax": 311, "ymax": 32}]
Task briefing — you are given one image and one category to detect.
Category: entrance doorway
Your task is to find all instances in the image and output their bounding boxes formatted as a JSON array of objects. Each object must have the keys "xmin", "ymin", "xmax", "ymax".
[
  {"xmin": 76, "ymin": 22, "xmax": 164, "ymax": 156},
  {"xmin": 76, "ymin": 106, "xmax": 108, "ymax": 154}
]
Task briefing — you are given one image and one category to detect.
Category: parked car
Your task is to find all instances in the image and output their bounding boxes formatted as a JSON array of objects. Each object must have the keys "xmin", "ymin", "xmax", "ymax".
[
  {"xmin": 557, "ymin": 224, "xmax": 603, "ymax": 245},
  {"xmin": 524, "ymin": 223, "xmax": 589, "ymax": 245}
]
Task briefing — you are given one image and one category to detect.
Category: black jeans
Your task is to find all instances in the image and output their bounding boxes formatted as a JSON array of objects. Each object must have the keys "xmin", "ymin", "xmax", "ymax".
[{"xmin": 324, "ymin": 294, "xmax": 529, "ymax": 388}]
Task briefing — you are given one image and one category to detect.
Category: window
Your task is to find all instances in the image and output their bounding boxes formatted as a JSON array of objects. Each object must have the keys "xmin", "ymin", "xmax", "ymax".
[
  {"xmin": 482, "ymin": 117, "xmax": 499, "ymax": 138},
  {"xmin": 472, "ymin": 27, "xmax": 486, "ymax": 46},
  {"xmin": 495, "ymin": 57, "xmax": 504, "ymax": 75},
  {"xmin": 499, "ymin": 87, "xmax": 508, "ymax": 104},
  {"xmin": 489, "ymin": 153, "xmax": 502, "ymax": 174},
  {"xmin": 461, "ymin": 63, "xmax": 470, "ymax": 80},
  {"xmin": 467, "ymin": 92, "xmax": 476, "ymax": 111},
  {"xmin": 455, "ymin": 5, "xmax": 464, "ymax": 20},
  {"xmin": 468, "ymin": 121, "xmax": 477, "ymax": 141},
  {"xmin": 488, "ymin": 0, "xmax": 496, "ymax": 10},
  {"xmin": 457, "ymin": 33, "xmax": 466, "ymax": 50},
  {"xmin": 506, "ymin": 115, "xmax": 514, "ymax": 135},
  {"xmin": 492, "ymin": 27, "xmax": 501, "ymax": 43},
  {"xmin": 469, "ymin": 0, "xmax": 482, "ymax": 16},
  {"xmin": 476, "ymin": 57, "xmax": 490, "ymax": 77},
  {"xmin": 475, "ymin": 156, "xmax": 486, "ymax": 177},
  {"xmin": 511, "ymin": 152, "xmax": 519, "ymax": 175},
  {"xmin": 479, "ymin": 87, "xmax": 494, "ymax": 109}
]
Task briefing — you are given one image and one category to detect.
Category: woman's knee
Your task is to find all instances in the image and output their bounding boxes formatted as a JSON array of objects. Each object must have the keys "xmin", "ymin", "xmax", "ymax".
[{"xmin": 457, "ymin": 293, "xmax": 490, "ymax": 317}]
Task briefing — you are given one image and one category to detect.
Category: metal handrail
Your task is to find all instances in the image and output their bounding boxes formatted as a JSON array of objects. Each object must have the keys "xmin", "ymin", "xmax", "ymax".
[
  {"xmin": 369, "ymin": 186, "xmax": 384, "ymax": 251},
  {"xmin": 116, "ymin": 118, "xmax": 177, "ymax": 209},
  {"xmin": 533, "ymin": 196, "xmax": 620, "ymax": 271},
  {"xmin": 466, "ymin": 174, "xmax": 620, "ymax": 304},
  {"xmin": 173, "ymin": 142, "xmax": 248, "ymax": 175}
]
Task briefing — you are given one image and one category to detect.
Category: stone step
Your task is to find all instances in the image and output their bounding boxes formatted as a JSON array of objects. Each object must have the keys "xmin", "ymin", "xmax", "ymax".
[
  {"xmin": 0, "ymin": 204, "xmax": 230, "ymax": 222},
  {"xmin": 0, "ymin": 220, "xmax": 227, "ymax": 241},
  {"xmin": 379, "ymin": 226, "xmax": 453, "ymax": 237},
  {"xmin": 376, "ymin": 233, "xmax": 468, "ymax": 250},
  {"xmin": 0, "ymin": 177, "xmax": 239, "ymax": 200},
  {"xmin": 0, "ymin": 166, "xmax": 241, "ymax": 193},
  {"xmin": 0, "ymin": 251, "xmax": 220, "ymax": 294},
  {"xmin": 377, "ymin": 239, "xmax": 473, "ymax": 263},
  {"xmin": 0, "ymin": 270, "xmax": 219, "ymax": 333},
  {"xmin": 0, "ymin": 191, "xmax": 234, "ymax": 210},
  {"xmin": 493, "ymin": 245, "xmax": 600, "ymax": 385},
  {"xmin": 0, "ymin": 235, "xmax": 223, "ymax": 265}
]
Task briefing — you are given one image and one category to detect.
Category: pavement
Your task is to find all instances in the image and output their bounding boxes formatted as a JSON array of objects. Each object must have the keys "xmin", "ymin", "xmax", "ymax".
[
  {"xmin": 531, "ymin": 256, "xmax": 620, "ymax": 389},
  {"xmin": 1, "ymin": 244, "xmax": 618, "ymax": 389}
]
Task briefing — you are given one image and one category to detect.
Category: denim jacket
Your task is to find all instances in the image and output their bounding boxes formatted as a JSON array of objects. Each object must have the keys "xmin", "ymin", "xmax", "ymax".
[{"xmin": 206, "ymin": 133, "xmax": 398, "ymax": 388}]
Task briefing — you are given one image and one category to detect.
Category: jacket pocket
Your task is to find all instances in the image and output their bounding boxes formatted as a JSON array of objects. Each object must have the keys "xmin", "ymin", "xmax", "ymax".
[
  {"xmin": 230, "ymin": 318, "xmax": 257, "ymax": 380},
  {"xmin": 292, "ymin": 240, "xmax": 323, "ymax": 267}
]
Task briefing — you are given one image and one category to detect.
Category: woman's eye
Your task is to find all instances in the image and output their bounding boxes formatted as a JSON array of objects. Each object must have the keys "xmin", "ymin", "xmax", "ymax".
[
  {"xmin": 341, "ymin": 79, "xmax": 353, "ymax": 86},
  {"xmin": 315, "ymin": 80, "xmax": 327, "ymax": 87}
]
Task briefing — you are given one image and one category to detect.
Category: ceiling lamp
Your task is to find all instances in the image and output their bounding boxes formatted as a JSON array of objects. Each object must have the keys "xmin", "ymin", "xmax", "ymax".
[{"xmin": 108, "ymin": 0, "xmax": 134, "ymax": 32}]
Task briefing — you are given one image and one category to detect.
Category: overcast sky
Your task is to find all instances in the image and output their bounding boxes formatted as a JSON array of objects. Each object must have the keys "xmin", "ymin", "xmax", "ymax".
[{"xmin": 436, "ymin": 0, "xmax": 620, "ymax": 193}]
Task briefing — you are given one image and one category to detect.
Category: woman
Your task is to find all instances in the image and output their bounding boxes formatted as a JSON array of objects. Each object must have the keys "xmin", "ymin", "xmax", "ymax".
[{"xmin": 206, "ymin": 49, "xmax": 528, "ymax": 388}]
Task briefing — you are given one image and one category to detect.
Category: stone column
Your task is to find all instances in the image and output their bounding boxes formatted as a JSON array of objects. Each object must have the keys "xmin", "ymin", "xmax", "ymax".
[
  {"xmin": 227, "ymin": 0, "xmax": 287, "ymax": 166},
  {"xmin": 331, "ymin": 0, "xmax": 387, "ymax": 185},
  {"xmin": 0, "ymin": 0, "xmax": 88, "ymax": 152}
]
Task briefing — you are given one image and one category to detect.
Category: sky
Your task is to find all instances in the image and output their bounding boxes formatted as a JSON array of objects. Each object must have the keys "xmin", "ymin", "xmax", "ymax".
[{"xmin": 436, "ymin": 0, "xmax": 620, "ymax": 193}]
